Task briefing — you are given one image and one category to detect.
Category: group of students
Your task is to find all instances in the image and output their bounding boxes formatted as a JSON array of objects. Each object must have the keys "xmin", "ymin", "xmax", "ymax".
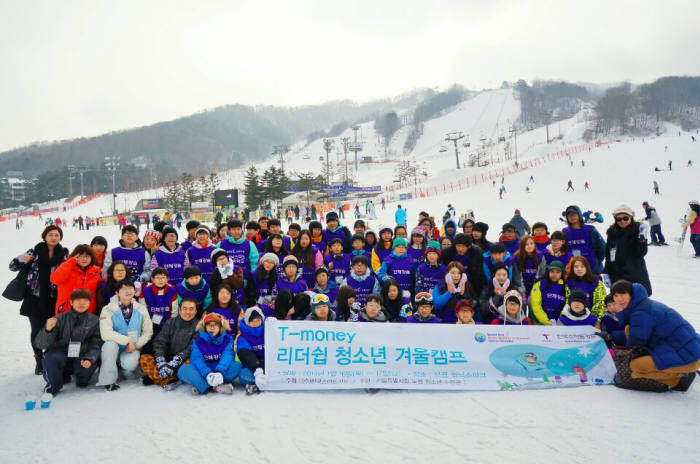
[{"xmin": 10, "ymin": 200, "xmax": 700, "ymax": 402}]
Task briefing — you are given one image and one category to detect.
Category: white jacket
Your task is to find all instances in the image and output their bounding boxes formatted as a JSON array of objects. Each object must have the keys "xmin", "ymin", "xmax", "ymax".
[{"xmin": 99, "ymin": 298, "xmax": 153, "ymax": 349}]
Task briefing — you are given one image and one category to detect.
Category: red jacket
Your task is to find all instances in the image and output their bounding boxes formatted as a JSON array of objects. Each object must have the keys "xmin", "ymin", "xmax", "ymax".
[{"xmin": 50, "ymin": 257, "xmax": 103, "ymax": 314}]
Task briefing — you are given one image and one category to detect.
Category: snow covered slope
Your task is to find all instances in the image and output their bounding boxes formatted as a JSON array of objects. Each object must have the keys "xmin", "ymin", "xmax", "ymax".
[{"xmin": 1, "ymin": 128, "xmax": 698, "ymax": 463}]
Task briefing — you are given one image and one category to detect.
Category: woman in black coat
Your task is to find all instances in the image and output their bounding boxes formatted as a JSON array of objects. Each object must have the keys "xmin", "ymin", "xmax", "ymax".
[
  {"xmin": 9, "ymin": 225, "xmax": 69, "ymax": 374},
  {"xmin": 603, "ymin": 205, "xmax": 652, "ymax": 296}
]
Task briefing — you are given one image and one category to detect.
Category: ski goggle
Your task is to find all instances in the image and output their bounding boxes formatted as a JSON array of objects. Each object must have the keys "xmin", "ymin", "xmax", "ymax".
[
  {"xmin": 312, "ymin": 294, "xmax": 330, "ymax": 305},
  {"xmin": 414, "ymin": 292, "xmax": 433, "ymax": 305}
]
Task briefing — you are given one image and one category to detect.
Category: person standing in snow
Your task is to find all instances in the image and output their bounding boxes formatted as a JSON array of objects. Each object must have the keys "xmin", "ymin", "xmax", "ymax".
[
  {"xmin": 395, "ymin": 204, "xmax": 407, "ymax": 227},
  {"xmin": 566, "ymin": 180, "xmax": 574, "ymax": 191},
  {"xmin": 682, "ymin": 200, "xmax": 700, "ymax": 257},
  {"xmin": 653, "ymin": 180, "xmax": 660, "ymax": 195},
  {"xmin": 641, "ymin": 202, "xmax": 667, "ymax": 246},
  {"xmin": 604, "ymin": 205, "xmax": 652, "ymax": 296},
  {"xmin": 509, "ymin": 209, "xmax": 530, "ymax": 237},
  {"xmin": 562, "ymin": 205, "xmax": 606, "ymax": 274},
  {"xmin": 668, "ymin": 160, "xmax": 672, "ymax": 171}
]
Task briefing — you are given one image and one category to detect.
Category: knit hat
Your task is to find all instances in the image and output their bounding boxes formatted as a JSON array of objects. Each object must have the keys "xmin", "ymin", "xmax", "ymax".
[
  {"xmin": 311, "ymin": 293, "xmax": 330, "ymax": 312},
  {"xmin": 547, "ymin": 260, "xmax": 565, "ymax": 272},
  {"xmin": 505, "ymin": 289, "xmax": 522, "ymax": 306},
  {"xmin": 161, "ymin": 226, "xmax": 178, "ymax": 240},
  {"xmin": 351, "ymin": 255, "xmax": 369, "ymax": 267},
  {"xmin": 392, "ymin": 237, "xmax": 408, "ymax": 249},
  {"xmin": 455, "ymin": 299, "xmax": 474, "ymax": 315},
  {"xmin": 201, "ymin": 312, "xmax": 224, "ymax": 326},
  {"xmin": 410, "ymin": 226, "xmax": 426, "ymax": 239},
  {"xmin": 314, "ymin": 266, "xmax": 330, "ymax": 278},
  {"xmin": 426, "ymin": 240, "xmax": 441, "ymax": 256},
  {"xmin": 260, "ymin": 252, "xmax": 280, "ymax": 267},
  {"xmin": 453, "ymin": 233, "xmax": 473, "ymax": 247},
  {"xmin": 612, "ymin": 204, "xmax": 635, "ymax": 218},
  {"xmin": 195, "ymin": 226, "xmax": 210, "ymax": 236},
  {"xmin": 211, "ymin": 248, "xmax": 228, "ymax": 264},
  {"xmin": 569, "ymin": 289, "xmax": 588, "ymax": 306},
  {"xmin": 183, "ymin": 266, "xmax": 201, "ymax": 280},
  {"xmin": 142, "ymin": 230, "xmax": 158, "ymax": 241},
  {"xmin": 244, "ymin": 306, "xmax": 265, "ymax": 325},
  {"xmin": 326, "ymin": 211, "xmax": 339, "ymax": 223},
  {"xmin": 514, "ymin": 209, "xmax": 521, "ymax": 215},
  {"xmin": 473, "ymin": 222, "xmax": 489, "ymax": 234},
  {"xmin": 282, "ymin": 254, "xmax": 299, "ymax": 269}
]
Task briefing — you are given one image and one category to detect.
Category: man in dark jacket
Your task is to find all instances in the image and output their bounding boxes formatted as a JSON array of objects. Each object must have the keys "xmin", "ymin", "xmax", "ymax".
[
  {"xmin": 440, "ymin": 234, "xmax": 486, "ymax": 298},
  {"xmin": 34, "ymin": 289, "xmax": 102, "ymax": 396},
  {"xmin": 139, "ymin": 297, "xmax": 199, "ymax": 388},
  {"xmin": 509, "ymin": 209, "xmax": 530, "ymax": 237},
  {"xmin": 612, "ymin": 280, "xmax": 700, "ymax": 391}
]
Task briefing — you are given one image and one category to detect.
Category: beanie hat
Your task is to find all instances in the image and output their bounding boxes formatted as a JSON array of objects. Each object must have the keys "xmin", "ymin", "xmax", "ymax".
[
  {"xmin": 505, "ymin": 289, "xmax": 522, "ymax": 306},
  {"xmin": 183, "ymin": 266, "xmax": 201, "ymax": 280},
  {"xmin": 547, "ymin": 260, "xmax": 565, "ymax": 272},
  {"xmin": 378, "ymin": 224, "xmax": 393, "ymax": 236},
  {"xmin": 392, "ymin": 237, "xmax": 408, "ymax": 249},
  {"xmin": 185, "ymin": 220, "xmax": 200, "ymax": 231},
  {"xmin": 410, "ymin": 226, "xmax": 426, "ymax": 239},
  {"xmin": 143, "ymin": 229, "xmax": 159, "ymax": 241},
  {"xmin": 314, "ymin": 266, "xmax": 330, "ymax": 278},
  {"xmin": 473, "ymin": 222, "xmax": 489, "ymax": 234},
  {"xmin": 612, "ymin": 204, "xmax": 635, "ymax": 218},
  {"xmin": 211, "ymin": 248, "xmax": 228, "ymax": 264},
  {"xmin": 426, "ymin": 240, "xmax": 441, "ymax": 256},
  {"xmin": 569, "ymin": 289, "xmax": 588, "ymax": 306},
  {"xmin": 161, "ymin": 226, "xmax": 178, "ymax": 240},
  {"xmin": 260, "ymin": 252, "xmax": 280, "ymax": 268},
  {"xmin": 455, "ymin": 299, "xmax": 474, "ymax": 315},
  {"xmin": 201, "ymin": 312, "xmax": 224, "ymax": 326},
  {"xmin": 514, "ymin": 209, "xmax": 521, "ymax": 215},
  {"xmin": 453, "ymin": 233, "xmax": 473, "ymax": 247},
  {"xmin": 351, "ymin": 255, "xmax": 369, "ymax": 267},
  {"xmin": 282, "ymin": 254, "xmax": 299, "ymax": 269},
  {"xmin": 244, "ymin": 306, "xmax": 264, "ymax": 325},
  {"xmin": 326, "ymin": 211, "xmax": 339, "ymax": 223}
]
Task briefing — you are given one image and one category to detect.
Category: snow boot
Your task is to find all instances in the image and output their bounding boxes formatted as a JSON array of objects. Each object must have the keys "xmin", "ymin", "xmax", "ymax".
[
  {"xmin": 141, "ymin": 375, "xmax": 154, "ymax": 386},
  {"xmin": 215, "ymin": 383, "xmax": 234, "ymax": 395},
  {"xmin": 245, "ymin": 384, "xmax": 261, "ymax": 395},
  {"xmin": 163, "ymin": 380, "xmax": 182, "ymax": 391},
  {"xmin": 104, "ymin": 383, "xmax": 120, "ymax": 392},
  {"xmin": 672, "ymin": 372, "xmax": 697, "ymax": 392}
]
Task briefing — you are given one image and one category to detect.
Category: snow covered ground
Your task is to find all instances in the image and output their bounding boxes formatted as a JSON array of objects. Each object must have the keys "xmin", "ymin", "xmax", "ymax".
[{"xmin": 1, "ymin": 127, "xmax": 699, "ymax": 462}]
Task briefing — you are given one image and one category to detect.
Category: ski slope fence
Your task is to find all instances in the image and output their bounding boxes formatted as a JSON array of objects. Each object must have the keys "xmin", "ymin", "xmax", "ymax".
[{"xmin": 0, "ymin": 194, "xmax": 103, "ymax": 222}]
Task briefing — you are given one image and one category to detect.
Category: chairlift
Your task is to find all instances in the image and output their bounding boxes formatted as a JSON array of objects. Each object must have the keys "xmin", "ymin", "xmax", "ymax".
[
  {"xmin": 462, "ymin": 142, "xmax": 471, "ymax": 147},
  {"xmin": 439, "ymin": 146, "xmax": 447, "ymax": 153},
  {"xmin": 498, "ymin": 136, "xmax": 506, "ymax": 142}
]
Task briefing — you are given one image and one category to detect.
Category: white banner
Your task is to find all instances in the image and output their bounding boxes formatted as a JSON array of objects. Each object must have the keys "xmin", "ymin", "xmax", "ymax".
[{"xmin": 263, "ymin": 318, "xmax": 617, "ymax": 391}]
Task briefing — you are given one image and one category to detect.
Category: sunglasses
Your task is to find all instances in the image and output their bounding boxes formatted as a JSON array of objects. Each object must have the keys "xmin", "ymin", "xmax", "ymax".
[{"xmin": 615, "ymin": 216, "xmax": 631, "ymax": 222}]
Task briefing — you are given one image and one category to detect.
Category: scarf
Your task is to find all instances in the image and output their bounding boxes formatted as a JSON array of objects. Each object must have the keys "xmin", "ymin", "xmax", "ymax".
[
  {"xmin": 119, "ymin": 301, "xmax": 134, "ymax": 322},
  {"xmin": 217, "ymin": 261, "xmax": 234, "ymax": 279},
  {"xmin": 532, "ymin": 235, "xmax": 549, "ymax": 244}
]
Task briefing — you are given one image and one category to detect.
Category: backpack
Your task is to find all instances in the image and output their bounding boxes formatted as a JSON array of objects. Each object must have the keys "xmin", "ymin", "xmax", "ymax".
[{"xmin": 612, "ymin": 346, "xmax": 669, "ymax": 392}]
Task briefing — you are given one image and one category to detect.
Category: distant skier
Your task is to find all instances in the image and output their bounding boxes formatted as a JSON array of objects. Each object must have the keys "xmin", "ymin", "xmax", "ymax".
[
  {"xmin": 581, "ymin": 160, "xmax": 585, "ymax": 167},
  {"xmin": 642, "ymin": 201, "xmax": 667, "ymax": 246},
  {"xmin": 525, "ymin": 186, "xmax": 531, "ymax": 193},
  {"xmin": 668, "ymin": 160, "xmax": 672, "ymax": 171},
  {"xmin": 529, "ymin": 175, "xmax": 534, "ymax": 183},
  {"xmin": 566, "ymin": 180, "xmax": 574, "ymax": 192},
  {"xmin": 688, "ymin": 160, "xmax": 693, "ymax": 167},
  {"xmin": 653, "ymin": 180, "xmax": 660, "ymax": 195},
  {"xmin": 692, "ymin": 136, "xmax": 696, "ymax": 142},
  {"xmin": 584, "ymin": 181, "xmax": 590, "ymax": 191}
]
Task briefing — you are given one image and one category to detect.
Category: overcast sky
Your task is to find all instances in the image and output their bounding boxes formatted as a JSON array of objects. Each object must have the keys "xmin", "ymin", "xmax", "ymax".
[{"xmin": 1, "ymin": 0, "xmax": 698, "ymax": 152}]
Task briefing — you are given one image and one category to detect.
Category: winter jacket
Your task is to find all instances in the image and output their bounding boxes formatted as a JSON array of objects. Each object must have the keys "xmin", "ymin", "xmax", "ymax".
[
  {"xmin": 191, "ymin": 330, "xmax": 235, "ymax": 376},
  {"xmin": 433, "ymin": 281, "xmax": 476, "ymax": 324},
  {"xmin": 490, "ymin": 303, "xmax": 531, "ymax": 325},
  {"xmin": 406, "ymin": 313, "xmax": 442, "ymax": 323},
  {"xmin": 440, "ymin": 245, "xmax": 486, "ymax": 297},
  {"xmin": 236, "ymin": 319, "xmax": 265, "ymax": 371},
  {"xmin": 176, "ymin": 279, "xmax": 212, "ymax": 315},
  {"xmin": 509, "ymin": 214, "xmax": 530, "ymax": 237},
  {"xmin": 50, "ymin": 257, "xmax": 103, "ymax": 314},
  {"xmin": 313, "ymin": 281, "xmax": 338, "ymax": 306},
  {"xmin": 371, "ymin": 242, "xmax": 393, "ymax": 273},
  {"xmin": 482, "ymin": 251, "xmax": 514, "ymax": 282},
  {"xmin": 557, "ymin": 304, "xmax": 597, "ymax": 327},
  {"xmin": 498, "ymin": 236, "xmax": 520, "ymax": 257},
  {"xmin": 529, "ymin": 279, "xmax": 567, "ymax": 325},
  {"xmin": 34, "ymin": 309, "xmax": 102, "ymax": 363},
  {"xmin": 543, "ymin": 245, "xmax": 573, "ymax": 273},
  {"xmin": 322, "ymin": 224, "xmax": 352, "ymax": 253},
  {"xmin": 682, "ymin": 209, "xmax": 700, "ymax": 234},
  {"xmin": 604, "ymin": 221, "xmax": 652, "ymax": 296},
  {"xmin": 563, "ymin": 206, "xmax": 606, "ymax": 273},
  {"xmin": 617, "ymin": 283, "xmax": 700, "ymax": 370},
  {"xmin": 395, "ymin": 207, "xmax": 407, "ymax": 227},
  {"xmin": 10, "ymin": 243, "xmax": 69, "ymax": 318},
  {"xmin": 478, "ymin": 280, "xmax": 517, "ymax": 323},
  {"xmin": 600, "ymin": 311, "xmax": 627, "ymax": 346},
  {"xmin": 643, "ymin": 205, "xmax": 662, "ymax": 226},
  {"xmin": 208, "ymin": 264, "xmax": 245, "ymax": 300},
  {"xmin": 352, "ymin": 309, "xmax": 389, "ymax": 322},
  {"xmin": 442, "ymin": 218, "xmax": 458, "ymax": 240},
  {"xmin": 153, "ymin": 315, "xmax": 199, "ymax": 361},
  {"xmin": 99, "ymin": 298, "xmax": 153, "ymax": 349}
]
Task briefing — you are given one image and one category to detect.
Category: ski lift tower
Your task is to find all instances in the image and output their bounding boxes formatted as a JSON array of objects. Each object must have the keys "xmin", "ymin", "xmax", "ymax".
[
  {"xmin": 509, "ymin": 125, "xmax": 518, "ymax": 164},
  {"xmin": 272, "ymin": 145, "xmax": 290, "ymax": 172},
  {"xmin": 349, "ymin": 125, "xmax": 363, "ymax": 176},
  {"xmin": 445, "ymin": 132, "xmax": 465, "ymax": 169}
]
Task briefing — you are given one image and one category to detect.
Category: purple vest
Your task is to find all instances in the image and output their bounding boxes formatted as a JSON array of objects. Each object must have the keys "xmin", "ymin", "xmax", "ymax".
[
  {"xmin": 406, "ymin": 315, "xmax": 442, "ymax": 324},
  {"xmin": 519, "ymin": 253, "xmax": 542, "ymax": 293},
  {"xmin": 544, "ymin": 250, "xmax": 572, "ymax": 268},
  {"xmin": 383, "ymin": 254, "xmax": 415, "ymax": 294},
  {"xmin": 500, "ymin": 238, "xmax": 519, "ymax": 256},
  {"xmin": 154, "ymin": 249, "xmax": 186, "ymax": 286},
  {"xmin": 407, "ymin": 247, "xmax": 424, "ymax": 262},
  {"xmin": 453, "ymin": 252, "xmax": 471, "ymax": 272},
  {"xmin": 541, "ymin": 281, "xmax": 567, "ymax": 319},
  {"xmin": 176, "ymin": 281, "xmax": 210, "ymax": 311},
  {"xmin": 111, "ymin": 247, "xmax": 146, "ymax": 277},
  {"xmin": 374, "ymin": 245, "xmax": 392, "ymax": 264},
  {"xmin": 563, "ymin": 225, "xmax": 596, "ymax": 268},
  {"xmin": 324, "ymin": 253, "xmax": 350, "ymax": 284},
  {"xmin": 252, "ymin": 269, "xmax": 277, "ymax": 300},
  {"xmin": 346, "ymin": 273, "xmax": 376, "ymax": 306},
  {"xmin": 219, "ymin": 239, "xmax": 253, "ymax": 279},
  {"xmin": 535, "ymin": 240, "xmax": 550, "ymax": 253},
  {"xmin": 186, "ymin": 246, "xmax": 216, "ymax": 282},
  {"xmin": 240, "ymin": 328, "xmax": 265, "ymax": 361},
  {"xmin": 275, "ymin": 277, "xmax": 307, "ymax": 295},
  {"xmin": 211, "ymin": 307, "xmax": 239, "ymax": 335},
  {"xmin": 142, "ymin": 284, "xmax": 176, "ymax": 333},
  {"xmin": 322, "ymin": 228, "xmax": 348, "ymax": 249},
  {"xmin": 417, "ymin": 263, "xmax": 446, "ymax": 293},
  {"xmin": 566, "ymin": 278, "xmax": 599, "ymax": 308},
  {"xmin": 195, "ymin": 333, "xmax": 231, "ymax": 364}
]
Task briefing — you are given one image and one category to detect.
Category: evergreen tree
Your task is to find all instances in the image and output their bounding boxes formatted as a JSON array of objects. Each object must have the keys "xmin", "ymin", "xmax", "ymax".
[{"xmin": 243, "ymin": 165, "xmax": 263, "ymax": 210}]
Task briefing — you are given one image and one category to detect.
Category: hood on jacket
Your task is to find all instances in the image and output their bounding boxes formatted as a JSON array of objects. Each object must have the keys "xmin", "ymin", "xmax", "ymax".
[
  {"xmin": 195, "ymin": 327, "xmax": 232, "ymax": 344},
  {"xmin": 617, "ymin": 283, "xmax": 649, "ymax": 326},
  {"xmin": 226, "ymin": 234, "xmax": 247, "ymax": 245},
  {"xmin": 496, "ymin": 290, "xmax": 526, "ymax": 324},
  {"xmin": 562, "ymin": 205, "xmax": 583, "ymax": 226},
  {"xmin": 444, "ymin": 218, "xmax": 458, "ymax": 239},
  {"xmin": 559, "ymin": 304, "xmax": 593, "ymax": 321},
  {"xmin": 238, "ymin": 318, "xmax": 264, "ymax": 337},
  {"xmin": 349, "ymin": 266, "xmax": 372, "ymax": 282},
  {"xmin": 359, "ymin": 308, "xmax": 388, "ymax": 322}
]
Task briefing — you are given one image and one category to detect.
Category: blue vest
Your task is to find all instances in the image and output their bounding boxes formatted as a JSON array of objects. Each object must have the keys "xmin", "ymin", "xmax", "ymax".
[{"xmin": 110, "ymin": 303, "xmax": 144, "ymax": 348}]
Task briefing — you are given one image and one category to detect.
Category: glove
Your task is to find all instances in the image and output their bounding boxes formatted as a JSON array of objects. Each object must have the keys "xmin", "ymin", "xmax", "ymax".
[
  {"xmin": 206, "ymin": 372, "xmax": 224, "ymax": 387},
  {"xmin": 254, "ymin": 368, "xmax": 267, "ymax": 389},
  {"xmin": 158, "ymin": 364, "xmax": 174, "ymax": 379},
  {"xmin": 399, "ymin": 304, "xmax": 411, "ymax": 319},
  {"xmin": 155, "ymin": 356, "xmax": 167, "ymax": 370},
  {"xmin": 168, "ymin": 354, "xmax": 184, "ymax": 368}
]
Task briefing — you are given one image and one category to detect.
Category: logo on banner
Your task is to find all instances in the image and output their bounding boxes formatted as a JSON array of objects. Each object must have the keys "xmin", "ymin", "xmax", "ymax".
[{"xmin": 474, "ymin": 332, "xmax": 486, "ymax": 343}]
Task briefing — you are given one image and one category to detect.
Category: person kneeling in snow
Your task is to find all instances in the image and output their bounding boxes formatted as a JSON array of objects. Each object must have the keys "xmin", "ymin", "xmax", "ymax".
[
  {"xmin": 177, "ymin": 312, "xmax": 240, "ymax": 395},
  {"xmin": 35, "ymin": 289, "xmax": 102, "ymax": 401},
  {"xmin": 139, "ymin": 297, "xmax": 199, "ymax": 389},
  {"xmin": 236, "ymin": 306, "xmax": 268, "ymax": 394},
  {"xmin": 557, "ymin": 289, "xmax": 597, "ymax": 326},
  {"xmin": 491, "ymin": 290, "xmax": 531, "ymax": 325}
]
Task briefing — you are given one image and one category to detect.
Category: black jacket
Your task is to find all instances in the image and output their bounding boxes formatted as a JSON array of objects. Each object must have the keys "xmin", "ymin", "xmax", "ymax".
[
  {"xmin": 440, "ymin": 245, "xmax": 486, "ymax": 297},
  {"xmin": 34, "ymin": 309, "xmax": 102, "ymax": 362},
  {"xmin": 153, "ymin": 315, "xmax": 199, "ymax": 361},
  {"xmin": 604, "ymin": 221, "xmax": 652, "ymax": 295}
]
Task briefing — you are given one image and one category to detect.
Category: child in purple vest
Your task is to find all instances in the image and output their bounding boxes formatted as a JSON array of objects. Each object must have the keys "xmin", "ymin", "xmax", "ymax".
[
  {"xmin": 324, "ymin": 238, "xmax": 351, "ymax": 286},
  {"xmin": 434, "ymin": 261, "xmax": 476, "ymax": 323},
  {"xmin": 150, "ymin": 227, "xmax": 187, "ymax": 286},
  {"xmin": 491, "ymin": 290, "xmax": 531, "ymax": 325},
  {"xmin": 363, "ymin": 229, "xmax": 377, "ymax": 253},
  {"xmin": 293, "ymin": 230, "xmax": 323, "ymax": 288},
  {"xmin": 274, "ymin": 255, "xmax": 308, "ymax": 295},
  {"xmin": 415, "ymin": 240, "xmax": 447, "ymax": 294},
  {"xmin": 236, "ymin": 306, "xmax": 267, "ymax": 395},
  {"xmin": 497, "ymin": 223, "xmax": 520, "ymax": 256},
  {"xmin": 557, "ymin": 289, "xmax": 597, "ymax": 326},
  {"xmin": 102, "ymin": 224, "xmax": 151, "ymax": 282},
  {"xmin": 529, "ymin": 261, "xmax": 568, "ymax": 325},
  {"xmin": 562, "ymin": 205, "xmax": 606, "ymax": 274},
  {"xmin": 512, "ymin": 236, "xmax": 546, "ymax": 296},
  {"xmin": 340, "ymin": 255, "xmax": 381, "ymax": 307},
  {"xmin": 261, "ymin": 233, "xmax": 288, "ymax": 278},
  {"xmin": 205, "ymin": 283, "xmax": 241, "ymax": 335},
  {"xmin": 352, "ymin": 293, "xmax": 389, "ymax": 322},
  {"xmin": 251, "ymin": 253, "xmax": 279, "ymax": 303},
  {"xmin": 313, "ymin": 266, "xmax": 338, "ymax": 307},
  {"xmin": 406, "ymin": 292, "xmax": 442, "ymax": 323},
  {"xmin": 408, "ymin": 227, "xmax": 427, "ymax": 262},
  {"xmin": 543, "ymin": 230, "xmax": 573, "ymax": 275},
  {"xmin": 531, "ymin": 222, "xmax": 551, "ymax": 253},
  {"xmin": 176, "ymin": 266, "xmax": 212, "ymax": 317},
  {"xmin": 177, "ymin": 312, "xmax": 241, "ymax": 395},
  {"xmin": 566, "ymin": 256, "xmax": 607, "ymax": 321},
  {"xmin": 140, "ymin": 267, "xmax": 178, "ymax": 354},
  {"xmin": 185, "ymin": 226, "xmax": 217, "ymax": 283},
  {"xmin": 377, "ymin": 237, "xmax": 415, "ymax": 298},
  {"xmin": 381, "ymin": 279, "xmax": 411, "ymax": 322},
  {"xmin": 219, "ymin": 219, "xmax": 259, "ymax": 282}
]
